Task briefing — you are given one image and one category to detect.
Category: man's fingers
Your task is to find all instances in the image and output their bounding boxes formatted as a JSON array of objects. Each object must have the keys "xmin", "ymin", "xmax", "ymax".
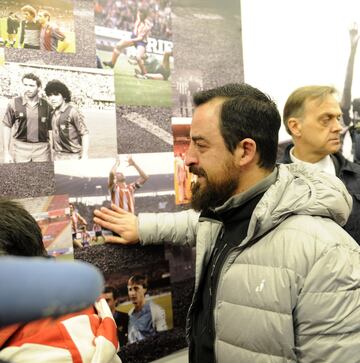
[
  {"xmin": 110, "ymin": 204, "xmax": 129, "ymax": 214},
  {"xmin": 104, "ymin": 235, "xmax": 128, "ymax": 244},
  {"xmin": 94, "ymin": 209, "xmax": 121, "ymax": 222},
  {"xmin": 93, "ymin": 217, "xmax": 121, "ymax": 231}
]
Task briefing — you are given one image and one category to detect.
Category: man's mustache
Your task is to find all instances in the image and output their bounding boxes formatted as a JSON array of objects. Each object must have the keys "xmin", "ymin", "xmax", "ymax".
[{"xmin": 189, "ymin": 165, "xmax": 206, "ymax": 177}]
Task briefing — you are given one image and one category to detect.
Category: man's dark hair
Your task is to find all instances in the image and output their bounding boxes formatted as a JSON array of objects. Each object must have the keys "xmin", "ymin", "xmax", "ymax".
[
  {"xmin": 44, "ymin": 80, "xmax": 71, "ymax": 103},
  {"xmin": 193, "ymin": 83, "xmax": 281, "ymax": 170},
  {"xmin": 21, "ymin": 5, "xmax": 36, "ymax": 18},
  {"xmin": 22, "ymin": 73, "xmax": 41, "ymax": 87},
  {"xmin": 0, "ymin": 199, "xmax": 47, "ymax": 257},
  {"xmin": 128, "ymin": 274, "xmax": 148, "ymax": 289},
  {"xmin": 104, "ymin": 285, "xmax": 118, "ymax": 299}
]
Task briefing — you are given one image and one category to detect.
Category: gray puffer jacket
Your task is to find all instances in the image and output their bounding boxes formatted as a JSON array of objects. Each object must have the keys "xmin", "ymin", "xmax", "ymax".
[{"xmin": 138, "ymin": 164, "xmax": 360, "ymax": 363}]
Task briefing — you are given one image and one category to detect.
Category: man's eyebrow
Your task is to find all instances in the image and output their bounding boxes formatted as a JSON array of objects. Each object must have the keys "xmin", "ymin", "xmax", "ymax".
[{"xmin": 319, "ymin": 111, "xmax": 343, "ymax": 118}]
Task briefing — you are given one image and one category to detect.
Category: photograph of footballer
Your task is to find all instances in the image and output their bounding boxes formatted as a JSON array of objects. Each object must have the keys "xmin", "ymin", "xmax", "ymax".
[
  {"xmin": 0, "ymin": 1, "xmax": 74, "ymax": 52},
  {"xmin": 102, "ymin": 262, "xmax": 173, "ymax": 345},
  {"xmin": 171, "ymin": 70, "xmax": 203, "ymax": 118},
  {"xmin": 3, "ymin": 0, "xmax": 98, "ymax": 69},
  {"xmin": 95, "ymin": 0, "xmax": 173, "ymax": 107},
  {"xmin": 171, "ymin": 117, "xmax": 193, "ymax": 205},
  {"xmin": 0, "ymin": 62, "xmax": 117, "ymax": 163}
]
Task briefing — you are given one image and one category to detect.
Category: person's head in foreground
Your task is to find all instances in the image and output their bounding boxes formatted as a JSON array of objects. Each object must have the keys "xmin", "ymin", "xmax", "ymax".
[{"xmin": 0, "ymin": 198, "xmax": 47, "ymax": 257}]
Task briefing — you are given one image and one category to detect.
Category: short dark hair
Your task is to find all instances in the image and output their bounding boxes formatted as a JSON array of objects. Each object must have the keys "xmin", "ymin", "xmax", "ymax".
[
  {"xmin": 44, "ymin": 80, "xmax": 71, "ymax": 103},
  {"xmin": 193, "ymin": 83, "xmax": 281, "ymax": 170},
  {"xmin": 128, "ymin": 274, "xmax": 148, "ymax": 289},
  {"xmin": 0, "ymin": 199, "xmax": 47, "ymax": 257},
  {"xmin": 104, "ymin": 285, "xmax": 118, "ymax": 299},
  {"xmin": 22, "ymin": 73, "xmax": 41, "ymax": 87}
]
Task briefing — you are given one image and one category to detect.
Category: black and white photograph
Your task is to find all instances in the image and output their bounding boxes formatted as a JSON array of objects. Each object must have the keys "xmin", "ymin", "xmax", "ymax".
[
  {"xmin": 117, "ymin": 105, "xmax": 173, "ymax": 154},
  {"xmin": 0, "ymin": 161, "xmax": 55, "ymax": 198},
  {"xmin": 0, "ymin": 61, "xmax": 116, "ymax": 163},
  {"xmin": 172, "ymin": 70, "xmax": 203, "ymax": 118},
  {"xmin": 172, "ymin": 0, "xmax": 243, "ymax": 89}
]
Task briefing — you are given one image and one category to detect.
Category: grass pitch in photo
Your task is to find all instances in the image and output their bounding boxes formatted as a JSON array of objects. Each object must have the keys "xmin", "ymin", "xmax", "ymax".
[
  {"xmin": 98, "ymin": 49, "xmax": 173, "ymax": 107},
  {"xmin": 95, "ymin": 0, "xmax": 173, "ymax": 106}
]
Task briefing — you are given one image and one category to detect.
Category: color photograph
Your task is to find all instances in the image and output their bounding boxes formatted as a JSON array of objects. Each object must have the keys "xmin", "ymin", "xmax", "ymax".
[
  {"xmin": 171, "ymin": 117, "xmax": 192, "ymax": 205},
  {"xmin": 103, "ymin": 261, "xmax": 173, "ymax": 346},
  {"xmin": 3, "ymin": 0, "xmax": 97, "ymax": 68},
  {"xmin": 95, "ymin": 0, "xmax": 173, "ymax": 107},
  {"xmin": 0, "ymin": 0, "xmax": 75, "ymax": 52},
  {"xmin": 15, "ymin": 194, "xmax": 73, "ymax": 258}
]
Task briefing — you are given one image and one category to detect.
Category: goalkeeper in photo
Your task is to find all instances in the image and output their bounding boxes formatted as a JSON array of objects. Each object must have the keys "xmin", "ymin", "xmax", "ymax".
[
  {"xmin": 134, "ymin": 49, "xmax": 172, "ymax": 81},
  {"xmin": 45, "ymin": 80, "xmax": 89, "ymax": 160}
]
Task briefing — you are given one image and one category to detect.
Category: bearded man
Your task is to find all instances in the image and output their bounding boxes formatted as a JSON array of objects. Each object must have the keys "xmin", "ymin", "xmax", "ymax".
[{"xmin": 93, "ymin": 83, "xmax": 360, "ymax": 363}]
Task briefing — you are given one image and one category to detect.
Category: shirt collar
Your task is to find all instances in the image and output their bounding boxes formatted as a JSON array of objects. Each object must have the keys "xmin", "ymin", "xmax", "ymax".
[
  {"xmin": 289, "ymin": 147, "xmax": 336, "ymax": 175},
  {"xmin": 54, "ymin": 102, "xmax": 70, "ymax": 113},
  {"xmin": 22, "ymin": 95, "xmax": 40, "ymax": 106}
]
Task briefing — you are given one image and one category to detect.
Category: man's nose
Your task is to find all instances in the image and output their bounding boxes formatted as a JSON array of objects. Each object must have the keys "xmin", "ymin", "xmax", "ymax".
[
  {"xmin": 333, "ymin": 119, "xmax": 343, "ymax": 132},
  {"xmin": 185, "ymin": 145, "xmax": 197, "ymax": 167}
]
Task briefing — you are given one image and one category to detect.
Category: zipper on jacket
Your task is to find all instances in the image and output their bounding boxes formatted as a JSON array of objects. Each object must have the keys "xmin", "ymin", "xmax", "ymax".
[{"xmin": 208, "ymin": 242, "xmax": 228, "ymax": 334}]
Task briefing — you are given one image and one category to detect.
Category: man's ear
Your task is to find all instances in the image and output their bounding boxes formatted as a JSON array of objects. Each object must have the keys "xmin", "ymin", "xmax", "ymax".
[
  {"xmin": 234, "ymin": 138, "xmax": 257, "ymax": 167},
  {"xmin": 287, "ymin": 117, "xmax": 302, "ymax": 137}
]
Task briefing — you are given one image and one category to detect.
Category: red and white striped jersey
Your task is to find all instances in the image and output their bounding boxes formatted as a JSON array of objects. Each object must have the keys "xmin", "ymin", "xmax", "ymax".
[
  {"xmin": 0, "ymin": 299, "xmax": 121, "ymax": 363},
  {"xmin": 111, "ymin": 182, "xmax": 139, "ymax": 214}
]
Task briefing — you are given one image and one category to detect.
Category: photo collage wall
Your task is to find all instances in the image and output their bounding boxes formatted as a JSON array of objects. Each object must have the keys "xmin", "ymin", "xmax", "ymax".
[{"xmin": 0, "ymin": 0, "xmax": 244, "ymax": 361}]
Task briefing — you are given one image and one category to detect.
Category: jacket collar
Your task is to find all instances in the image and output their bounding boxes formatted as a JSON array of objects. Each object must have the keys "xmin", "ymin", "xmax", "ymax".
[{"xmin": 209, "ymin": 168, "xmax": 278, "ymax": 215}]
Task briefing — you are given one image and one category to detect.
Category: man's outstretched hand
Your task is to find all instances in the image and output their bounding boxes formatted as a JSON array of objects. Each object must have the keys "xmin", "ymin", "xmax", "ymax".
[{"xmin": 93, "ymin": 204, "xmax": 140, "ymax": 244}]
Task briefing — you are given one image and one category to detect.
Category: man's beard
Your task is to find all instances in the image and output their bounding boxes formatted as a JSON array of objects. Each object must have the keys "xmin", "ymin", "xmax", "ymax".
[{"xmin": 189, "ymin": 161, "xmax": 239, "ymax": 211}]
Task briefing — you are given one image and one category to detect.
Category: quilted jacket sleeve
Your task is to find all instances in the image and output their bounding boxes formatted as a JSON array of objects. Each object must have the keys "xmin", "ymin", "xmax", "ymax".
[
  {"xmin": 138, "ymin": 209, "xmax": 199, "ymax": 247},
  {"xmin": 294, "ymin": 244, "xmax": 360, "ymax": 363}
]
